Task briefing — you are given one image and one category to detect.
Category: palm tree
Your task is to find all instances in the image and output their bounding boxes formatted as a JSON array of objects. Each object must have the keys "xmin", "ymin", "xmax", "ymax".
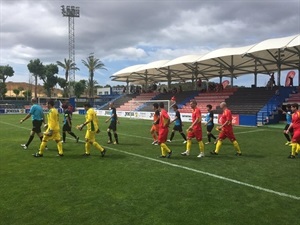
[
  {"xmin": 81, "ymin": 53, "xmax": 106, "ymax": 100},
  {"xmin": 57, "ymin": 58, "xmax": 79, "ymax": 97},
  {"xmin": 27, "ymin": 59, "xmax": 44, "ymax": 100}
]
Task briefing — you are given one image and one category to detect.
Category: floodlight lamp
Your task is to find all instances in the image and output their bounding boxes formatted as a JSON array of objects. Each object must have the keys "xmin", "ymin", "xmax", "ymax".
[{"xmin": 61, "ymin": 5, "xmax": 65, "ymax": 14}]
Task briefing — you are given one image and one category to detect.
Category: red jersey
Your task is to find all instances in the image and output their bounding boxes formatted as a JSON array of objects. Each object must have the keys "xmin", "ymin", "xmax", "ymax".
[
  {"xmin": 192, "ymin": 107, "xmax": 202, "ymax": 130},
  {"xmin": 220, "ymin": 108, "xmax": 233, "ymax": 130},
  {"xmin": 159, "ymin": 109, "xmax": 170, "ymax": 129},
  {"xmin": 292, "ymin": 110, "xmax": 300, "ymax": 130}
]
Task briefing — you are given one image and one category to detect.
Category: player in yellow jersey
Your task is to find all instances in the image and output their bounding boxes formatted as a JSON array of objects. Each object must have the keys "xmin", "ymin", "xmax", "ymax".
[
  {"xmin": 77, "ymin": 103, "xmax": 106, "ymax": 157},
  {"xmin": 33, "ymin": 100, "xmax": 63, "ymax": 157}
]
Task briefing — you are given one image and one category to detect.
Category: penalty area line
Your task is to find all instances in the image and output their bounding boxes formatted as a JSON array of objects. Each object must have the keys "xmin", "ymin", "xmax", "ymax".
[{"xmin": 104, "ymin": 145, "xmax": 300, "ymax": 201}]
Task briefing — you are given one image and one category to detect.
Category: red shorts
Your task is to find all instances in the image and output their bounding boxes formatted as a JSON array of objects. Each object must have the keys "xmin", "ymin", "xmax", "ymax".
[
  {"xmin": 158, "ymin": 128, "xmax": 169, "ymax": 143},
  {"xmin": 291, "ymin": 131, "xmax": 300, "ymax": 143},
  {"xmin": 187, "ymin": 128, "xmax": 202, "ymax": 141},
  {"xmin": 218, "ymin": 129, "xmax": 236, "ymax": 142}
]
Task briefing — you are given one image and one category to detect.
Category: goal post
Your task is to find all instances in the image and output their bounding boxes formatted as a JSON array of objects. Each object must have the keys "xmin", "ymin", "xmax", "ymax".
[
  {"xmin": 129, "ymin": 99, "xmax": 171, "ymax": 120},
  {"xmin": 37, "ymin": 97, "xmax": 70, "ymax": 112}
]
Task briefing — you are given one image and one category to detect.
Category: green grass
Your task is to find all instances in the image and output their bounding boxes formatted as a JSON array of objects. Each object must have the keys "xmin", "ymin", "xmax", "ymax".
[{"xmin": 0, "ymin": 114, "xmax": 299, "ymax": 225}]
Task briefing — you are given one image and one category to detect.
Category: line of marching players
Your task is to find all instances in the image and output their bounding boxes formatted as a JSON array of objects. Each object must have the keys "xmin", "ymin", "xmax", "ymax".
[
  {"xmin": 20, "ymin": 99, "xmax": 119, "ymax": 158},
  {"xmin": 150, "ymin": 100, "xmax": 242, "ymax": 158},
  {"xmin": 20, "ymin": 98, "xmax": 299, "ymax": 159}
]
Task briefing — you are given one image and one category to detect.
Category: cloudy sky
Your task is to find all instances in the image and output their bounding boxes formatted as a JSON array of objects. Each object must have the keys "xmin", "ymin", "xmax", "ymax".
[{"xmin": 0, "ymin": 0, "xmax": 299, "ymax": 88}]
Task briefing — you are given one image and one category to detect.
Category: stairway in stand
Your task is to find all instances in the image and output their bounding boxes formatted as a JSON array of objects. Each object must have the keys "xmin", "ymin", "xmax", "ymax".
[{"xmin": 179, "ymin": 88, "xmax": 237, "ymax": 113}]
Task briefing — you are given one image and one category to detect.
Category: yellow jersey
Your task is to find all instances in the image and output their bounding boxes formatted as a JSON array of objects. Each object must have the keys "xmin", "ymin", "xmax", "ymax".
[
  {"xmin": 85, "ymin": 108, "xmax": 99, "ymax": 132},
  {"xmin": 47, "ymin": 108, "xmax": 60, "ymax": 131}
]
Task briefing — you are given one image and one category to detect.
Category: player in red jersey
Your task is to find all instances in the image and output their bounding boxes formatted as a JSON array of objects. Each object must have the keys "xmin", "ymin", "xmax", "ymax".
[
  {"xmin": 211, "ymin": 102, "xmax": 242, "ymax": 156},
  {"xmin": 285, "ymin": 103, "xmax": 300, "ymax": 159},
  {"xmin": 150, "ymin": 103, "xmax": 160, "ymax": 145},
  {"xmin": 181, "ymin": 100, "xmax": 205, "ymax": 158},
  {"xmin": 157, "ymin": 102, "xmax": 172, "ymax": 158}
]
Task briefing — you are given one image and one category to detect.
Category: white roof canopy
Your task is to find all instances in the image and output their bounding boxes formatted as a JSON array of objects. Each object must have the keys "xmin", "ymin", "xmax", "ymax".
[{"xmin": 111, "ymin": 34, "xmax": 300, "ymax": 86}]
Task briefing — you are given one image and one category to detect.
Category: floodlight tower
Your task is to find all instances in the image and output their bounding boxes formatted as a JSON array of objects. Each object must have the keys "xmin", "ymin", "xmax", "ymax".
[{"xmin": 61, "ymin": 5, "xmax": 80, "ymax": 97}]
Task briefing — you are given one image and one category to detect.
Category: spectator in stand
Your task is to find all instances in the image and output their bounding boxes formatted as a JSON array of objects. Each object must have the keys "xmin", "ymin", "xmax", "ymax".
[
  {"xmin": 267, "ymin": 72, "xmax": 276, "ymax": 90},
  {"xmin": 289, "ymin": 76, "xmax": 294, "ymax": 87},
  {"xmin": 170, "ymin": 96, "xmax": 176, "ymax": 107},
  {"xmin": 179, "ymin": 85, "xmax": 183, "ymax": 93},
  {"xmin": 197, "ymin": 79, "xmax": 202, "ymax": 90}
]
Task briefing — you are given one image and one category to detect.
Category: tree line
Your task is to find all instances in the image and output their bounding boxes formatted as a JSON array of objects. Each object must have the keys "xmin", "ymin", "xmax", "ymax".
[{"xmin": 0, "ymin": 53, "xmax": 106, "ymax": 100}]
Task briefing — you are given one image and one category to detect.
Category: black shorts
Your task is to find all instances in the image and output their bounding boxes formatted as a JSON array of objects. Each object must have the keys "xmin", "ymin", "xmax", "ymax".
[
  {"xmin": 173, "ymin": 125, "xmax": 183, "ymax": 132},
  {"xmin": 108, "ymin": 121, "xmax": 117, "ymax": 131},
  {"xmin": 206, "ymin": 124, "xmax": 214, "ymax": 132},
  {"xmin": 63, "ymin": 123, "xmax": 72, "ymax": 132},
  {"xmin": 32, "ymin": 120, "xmax": 43, "ymax": 133}
]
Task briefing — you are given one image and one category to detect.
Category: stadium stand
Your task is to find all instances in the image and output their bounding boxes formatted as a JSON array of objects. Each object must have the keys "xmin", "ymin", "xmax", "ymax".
[
  {"xmin": 179, "ymin": 88, "xmax": 237, "ymax": 113},
  {"xmin": 214, "ymin": 87, "xmax": 277, "ymax": 114},
  {"xmin": 285, "ymin": 87, "xmax": 300, "ymax": 103},
  {"xmin": 101, "ymin": 93, "xmax": 139, "ymax": 110},
  {"xmin": 138, "ymin": 90, "xmax": 199, "ymax": 111},
  {"xmin": 116, "ymin": 92, "xmax": 159, "ymax": 111},
  {"xmin": 0, "ymin": 100, "xmax": 30, "ymax": 109}
]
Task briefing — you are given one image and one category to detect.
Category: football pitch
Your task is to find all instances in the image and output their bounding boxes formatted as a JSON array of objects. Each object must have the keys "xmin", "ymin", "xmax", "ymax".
[{"xmin": 0, "ymin": 114, "xmax": 299, "ymax": 225}]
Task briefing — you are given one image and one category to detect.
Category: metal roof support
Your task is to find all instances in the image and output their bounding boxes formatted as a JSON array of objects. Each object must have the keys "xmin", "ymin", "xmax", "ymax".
[{"xmin": 254, "ymin": 60, "xmax": 258, "ymax": 87}]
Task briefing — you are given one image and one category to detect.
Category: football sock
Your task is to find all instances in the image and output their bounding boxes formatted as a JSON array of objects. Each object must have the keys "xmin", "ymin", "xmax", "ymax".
[
  {"xmin": 296, "ymin": 144, "xmax": 300, "ymax": 154},
  {"xmin": 186, "ymin": 140, "xmax": 192, "ymax": 151},
  {"xmin": 233, "ymin": 140, "xmax": 241, "ymax": 153},
  {"xmin": 160, "ymin": 143, "xmax": 171, "ymax": 156},
  {"xmin": 107, "ymin": 132, "xmax": 112, "ymax": 142},
  {"xmin": 180, "ymin": 132, "xmax": 187, "ymax": 141},
  {"xmin": 215, "ymin": 140, "xmax": 222, "ymax": 153},
  {"xmin": 39, "ymin": 136, "xmax": 43, "ymax": 142},
  {"xmin": 114, "ymin": 133, "xmax": 119, "ymax": 143},
  {"xmin": 170, "ymin": 132, "xmax": 175, "ymax": 141},
  {"xmin": 93, "ymin": 142, "xmax": 104, "ymax": 151},
  {"xmin": 38, "ymin": 141, "xmax": 47, "ymax": 155},
  {"xmin": 69, "ymin": 132, "xmax": 77, "ymax": 139},
  {"xmin": 160, "ymin": 146, "xmax": 165, "ymax": 156},
  {"xmin": 63, "ymin": 132, "xmax": 66, "ymax": 142},
  {"xmin": 198, "ymin": 140, "xmax": 204, "ymax": 153},
  {"xmin": 284, "ymin": 133, "xmax": 291, "ymax": 142},
  {"xmin": 85, "ymin": 142, "xmax": 91, "ymax": 154},
  {"xmin": 57, "ymin": 141, "xmax": 63, "ymax": 155},
  {"xmin": 26, "ymin": 135, "xmax": 34, "ymax": 147},
  {"xmin": 291, "ymin": 143, "xmax": 297, "ymax": 156},
  {"xmin": 211, "ymin": 133, "xmax": 217, "ymax": 140},
  {"xmin": 208, "ymin": 133, "xmax": 211, "ymax": 142}
]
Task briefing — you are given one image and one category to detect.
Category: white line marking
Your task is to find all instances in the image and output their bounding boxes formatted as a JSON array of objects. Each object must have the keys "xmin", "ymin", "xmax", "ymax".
[{"xmin": 1, "ymin": 120, "xmax": 299, "ymax": 200}]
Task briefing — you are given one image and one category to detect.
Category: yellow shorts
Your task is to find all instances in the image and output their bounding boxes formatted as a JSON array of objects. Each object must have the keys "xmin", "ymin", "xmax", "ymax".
[
  {"xmin": 43, "ymin": 130, "xmax": 61, "ymax": 142},
  {"xmin": 85, "ymin": 130, "xmax": 96, "ymax": 142}
]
